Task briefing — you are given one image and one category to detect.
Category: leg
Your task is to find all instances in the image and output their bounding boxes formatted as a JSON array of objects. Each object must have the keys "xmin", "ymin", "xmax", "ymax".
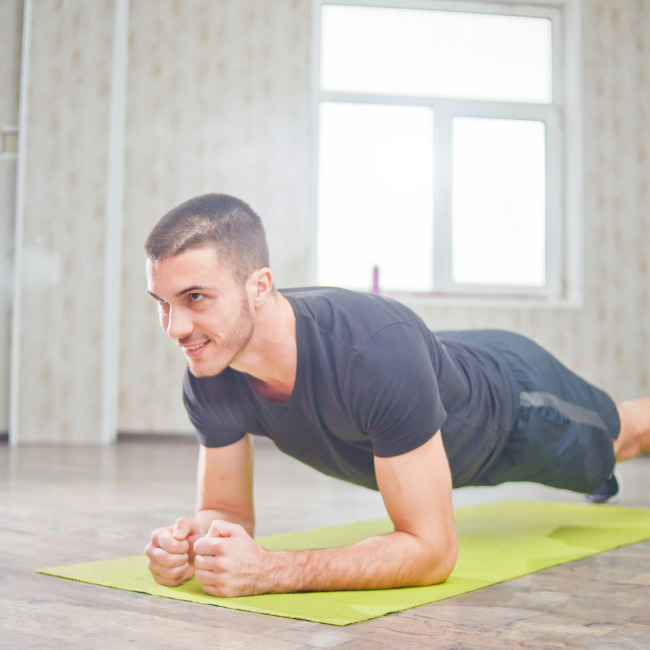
[
  {"xmin": 613, "ymin": 397, "xmax": 650, "ymax": 462},
  {"xmin": 586, "ymin": 397, "xmax": 650, "ymax": 504}
]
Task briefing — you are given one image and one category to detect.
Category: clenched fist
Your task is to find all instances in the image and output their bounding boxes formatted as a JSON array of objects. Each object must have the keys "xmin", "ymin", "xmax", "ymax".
[
  {"xmin": 145, "ymin": 517, "xmax": 205, "ymax": 586},
  {"xmin": 193, "ymin": 520, "xmax": 270, "ymax": 597}
]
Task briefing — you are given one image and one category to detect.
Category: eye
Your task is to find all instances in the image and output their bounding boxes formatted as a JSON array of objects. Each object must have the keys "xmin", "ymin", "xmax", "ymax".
[{"xmin": 188, "ymin": 292, "xmax": 204, "ymax": 303}]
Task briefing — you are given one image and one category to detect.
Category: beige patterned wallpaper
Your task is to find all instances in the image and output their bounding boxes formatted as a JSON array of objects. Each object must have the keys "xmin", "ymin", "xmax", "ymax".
[
  {"xmin": 583, "ymin": 0, "xmax": 650, "ymax": 398},
  {"xmin": 118, "ymin": 0, "xmax": 312, "ymax": 431},
  {"xmin": 3, "ymin": 0, "xmax": 650, "ymax": 440},
  {"xmin": 11, "ymin": 0, "xmax": 114, "ymax": 442},
  {"xmin": 0, "ymin": 0, "xmax": 23, "ymax": 432}
]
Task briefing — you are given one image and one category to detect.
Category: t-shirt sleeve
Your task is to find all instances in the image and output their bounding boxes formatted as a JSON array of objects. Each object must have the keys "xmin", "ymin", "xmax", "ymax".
[
  {"xmin": 182, "ymin": 369, "xmax": 246, "ymax": 448},
  {"xmin": 347, "ymin": 322, "xmax": 447, "ymax": 458}
]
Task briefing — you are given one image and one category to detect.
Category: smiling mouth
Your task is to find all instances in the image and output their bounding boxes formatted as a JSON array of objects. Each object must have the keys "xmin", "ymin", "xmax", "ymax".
[{"xmin": 181, "ymin": 340, "xmax": 210, "ymax": 355}]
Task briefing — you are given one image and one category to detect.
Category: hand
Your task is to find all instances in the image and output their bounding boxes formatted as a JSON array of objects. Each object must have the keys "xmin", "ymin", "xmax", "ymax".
[
  {"xmin": 193, "ymin": 520, "xmax": 268, "ymax": 597},
  {"xmin": 145, "ymin": 517, "xmax": 205, "ymax": 586}
]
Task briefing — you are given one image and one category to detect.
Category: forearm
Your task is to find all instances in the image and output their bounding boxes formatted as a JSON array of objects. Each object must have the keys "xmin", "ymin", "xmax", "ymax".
[
  {"xmin": 195, "ymin": 508, "xmax": 254, "ymax": 538},
  {"xmin": 195, "ymin": 439, "xmax": 255, "ymax": 538},
  {"xmin": 258, "ymin": 529, "xmax": 457, "ymax": 593}
]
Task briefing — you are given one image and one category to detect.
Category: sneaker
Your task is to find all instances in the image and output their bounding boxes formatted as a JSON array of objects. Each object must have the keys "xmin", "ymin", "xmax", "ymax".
[{"xmin": 584, "ymin": 467, "xmax": 623, "ymax": 504}]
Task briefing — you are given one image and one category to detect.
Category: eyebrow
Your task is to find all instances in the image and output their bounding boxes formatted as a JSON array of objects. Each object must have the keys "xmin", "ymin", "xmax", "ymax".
[{"xmin": 147, "ymin": 285, "xmax": 214, "ymax": 301}]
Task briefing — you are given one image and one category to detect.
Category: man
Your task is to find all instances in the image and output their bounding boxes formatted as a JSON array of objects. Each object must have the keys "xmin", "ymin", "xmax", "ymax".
[{"xmin": 144, "ymin": 193, "xmax": 650, "ymax": 597}]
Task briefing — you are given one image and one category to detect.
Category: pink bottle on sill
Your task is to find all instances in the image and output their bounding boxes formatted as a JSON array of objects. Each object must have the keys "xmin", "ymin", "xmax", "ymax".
[{"xmin": 372, "ymin": 265, "xmax": 380, "ymax": 294}]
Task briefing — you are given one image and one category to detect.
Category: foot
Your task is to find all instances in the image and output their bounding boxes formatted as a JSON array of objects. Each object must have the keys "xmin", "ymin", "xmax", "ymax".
[
  {"xmin": 584, "ymin": 467, "xmax": 623, "ymax": 505},
  {"xmin": 614, "ymin": 397, "xmax": 650, "ymax": 461}
]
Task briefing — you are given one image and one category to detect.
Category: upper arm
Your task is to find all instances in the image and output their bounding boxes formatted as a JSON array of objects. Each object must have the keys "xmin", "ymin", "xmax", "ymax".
[
  {"xmin": 196, "ymin": 435, "xmax": 255, "ymax": 532},
  {"xmin": 348, "ymin": 324, "xmax": 447, "ymax": 459},
  {"xmin": 374, "ymin": 432, "xmax": 457, "ymax": 581}
]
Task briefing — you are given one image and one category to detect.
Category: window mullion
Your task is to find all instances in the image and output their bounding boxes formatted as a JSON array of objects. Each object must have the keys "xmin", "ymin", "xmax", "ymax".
[
  {"xmin": 433, "ymin": 106, "xmax": 453, "ymax": 293},
  {"xmin": 545, "ymin": 109, "xmax": 563, "ymax": 299}
]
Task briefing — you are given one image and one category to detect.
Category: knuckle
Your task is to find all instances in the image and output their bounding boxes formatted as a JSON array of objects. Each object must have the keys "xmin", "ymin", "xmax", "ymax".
[
  {"xmin": 161, "ymin": 538, "xmax": 180, "ymax": 554},
  {"xmin": 201, "ymin": 584, "xmax": 218, "ymax": 597},
  {"xmin": 161, "ymin": 552, "xmax": 187, "ymax": 569},
  {"xmin": 201, "ymin": 581, "xmax": 230, "ymax": 598},
  {"xmin": 167, "ymin": 564, "xmax": 187, "ymax": 581},
  {"xmin": 154, "ymin": 525, "xmax": 170, "ymax": 539},
  {"xmin": 194, "ymin": 568, "xmax": 208, "ymax": 585}
]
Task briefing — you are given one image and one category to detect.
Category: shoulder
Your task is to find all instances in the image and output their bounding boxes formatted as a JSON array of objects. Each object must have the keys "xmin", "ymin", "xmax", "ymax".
[{"xmin": 281, "ymin": 286, "xmax": 426, "ymax": 349}]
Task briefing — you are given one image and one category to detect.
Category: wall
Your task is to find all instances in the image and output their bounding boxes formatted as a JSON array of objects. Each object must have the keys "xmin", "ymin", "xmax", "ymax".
[
  {"xmin": 9, "ymin": 0, "xmax": 115, "ymax": 443},
  {"xmin": 118, "ymin": 0, "xmax": 312, "ymax": 431},
  {"xmin": 3, "ymin": 0, "xmax": 650, "ymax": 442},
  {"xmin": 0, "ymin": 0, "xmax": 23, "ymax": 433}
]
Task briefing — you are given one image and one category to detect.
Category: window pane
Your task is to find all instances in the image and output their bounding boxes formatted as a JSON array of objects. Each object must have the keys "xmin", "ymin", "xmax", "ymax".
[
  {"xmin": 451, "ymin": 117, "xmax": 546, "ymax": 286},
  {"xmin": 321, "ymin": 5, "xmax": 552, "ymax": 103},
  {"xmin": 318, "ymin": 103, "xmax": 434, "ymax": 292}
]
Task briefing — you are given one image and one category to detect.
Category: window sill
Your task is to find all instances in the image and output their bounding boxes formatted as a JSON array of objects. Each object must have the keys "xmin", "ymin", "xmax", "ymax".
[{"xmin": 385, "ymin": 291, "xmax": 584, "ymax": 312}]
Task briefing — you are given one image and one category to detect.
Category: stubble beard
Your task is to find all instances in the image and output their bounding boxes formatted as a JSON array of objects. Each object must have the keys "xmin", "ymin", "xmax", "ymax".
[{"xmin": 186, "ymin": 294, "xmax": 255, "ymax": 378}]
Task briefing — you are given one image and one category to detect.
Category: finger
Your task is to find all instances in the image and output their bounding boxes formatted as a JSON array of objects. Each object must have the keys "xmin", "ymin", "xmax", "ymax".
[
  {"xmin": 152, "ymin": 527, "xmax": 190, "ymax": 555},
  {"xmin": 194, "ymin": 567, "xmax": 224, "ymax": 588},
  {"xmin": 149, "ymin": 560, "xmax": 192, "ymax": 586},
  {"xmin": 193, "ymin": 552, "xmax": 224, "ymax": 571},
  {"xmin": 207, "ymin": 519, "xmax": 239, "ymax": 538},
  {"xmin": 172, "ymin": 517, "xmax": 197, "ymax": 541},
  {"xmin": 200, "ymin": 583, "xmax": 222, "ymax": 597},
  {"xmin": 193, "ymin": 534, "xmax": 225, "ymax": 556},
  {"xmin": 147, "ymin": 544, "xmax": 189, "ymax": 569},
  {"xmin": 198, "ymin": 576, "xmax": 240, "ymax": 598},
  {"xmin": 193, "ymin": 520, "xmax": 236, "ymax": 555}
]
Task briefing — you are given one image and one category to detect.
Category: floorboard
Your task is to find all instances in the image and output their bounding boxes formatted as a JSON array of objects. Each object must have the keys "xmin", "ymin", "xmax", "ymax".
[{"xmin": 1, "ymin": 437, "xmax": 648, "ymax": 648}]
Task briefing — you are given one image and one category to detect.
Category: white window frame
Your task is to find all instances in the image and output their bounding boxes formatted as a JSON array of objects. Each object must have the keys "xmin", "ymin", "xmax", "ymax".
[{"xmin": 311, "ymin": 0, "xmax": 583, "ymax": 307}]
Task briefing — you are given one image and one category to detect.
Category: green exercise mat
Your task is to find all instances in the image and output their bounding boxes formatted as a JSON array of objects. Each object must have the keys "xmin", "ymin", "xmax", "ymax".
[{"xmin": 36, "ymin": 500, "xmax": 650, "ymax": 626}]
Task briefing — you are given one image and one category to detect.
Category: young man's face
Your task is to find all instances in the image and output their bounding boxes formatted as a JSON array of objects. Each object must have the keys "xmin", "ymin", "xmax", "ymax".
[{"xmin": 146, "ymin": 247, "xmax": 254, "ymax": 377}]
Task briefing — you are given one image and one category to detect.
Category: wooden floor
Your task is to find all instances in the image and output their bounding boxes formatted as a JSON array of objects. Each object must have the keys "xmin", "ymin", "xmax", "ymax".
[{"xmin": 1, "ymin": 436, "xmax": 649, "ymax": 649}]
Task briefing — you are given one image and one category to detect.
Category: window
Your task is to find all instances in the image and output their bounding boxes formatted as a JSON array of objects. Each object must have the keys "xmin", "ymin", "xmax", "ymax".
[{"xmin": 315, "ymin": 0, "xmax": 581, "ymax": 301}]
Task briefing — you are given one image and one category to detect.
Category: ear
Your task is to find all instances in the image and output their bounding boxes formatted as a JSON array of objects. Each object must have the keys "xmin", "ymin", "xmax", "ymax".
[{"xmin": 248, "ymin": 267, "xmax": 274, "ymax": 307}]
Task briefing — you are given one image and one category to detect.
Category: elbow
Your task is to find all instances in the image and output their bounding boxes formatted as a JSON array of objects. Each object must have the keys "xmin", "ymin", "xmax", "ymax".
[
  {"xmin": 437, "ymin": 540, "xmax": 459, "ymax": 583},
  {"xmin": 415, "ymin": 538, "xmax": 458, "ymax": 587}
]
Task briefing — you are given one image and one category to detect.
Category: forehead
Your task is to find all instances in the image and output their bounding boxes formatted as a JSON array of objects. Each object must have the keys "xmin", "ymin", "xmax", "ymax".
[{"xmin": 146, "ymin": 247, "xmax": 234, "ymax": 293}]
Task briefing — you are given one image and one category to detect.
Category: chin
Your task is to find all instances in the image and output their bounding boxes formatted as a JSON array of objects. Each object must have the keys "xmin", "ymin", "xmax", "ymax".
[
  {"xmin": 187, "ymin": 364, "xmax": 224, "ymax": 378},
  {"xmin": 186, "ymin": 357, "xmax": 232, "ymax": 378}
]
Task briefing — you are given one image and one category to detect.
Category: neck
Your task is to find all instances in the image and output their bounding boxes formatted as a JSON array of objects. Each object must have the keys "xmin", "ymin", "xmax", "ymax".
[{"xmin": 230, "ymin": 292, "xmax": 297, "ymax": 402}]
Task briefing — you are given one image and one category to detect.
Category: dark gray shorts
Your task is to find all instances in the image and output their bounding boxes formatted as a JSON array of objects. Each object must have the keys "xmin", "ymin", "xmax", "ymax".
[{"xmin": 473, "ymin": 332, "xmax": 620, "ymax": 493}]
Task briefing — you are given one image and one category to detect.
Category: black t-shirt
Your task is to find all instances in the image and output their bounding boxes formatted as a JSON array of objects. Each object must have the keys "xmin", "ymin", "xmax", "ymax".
[{"xmin": 183, "ymin": 287, "xmax": 517, "ymax": 489}]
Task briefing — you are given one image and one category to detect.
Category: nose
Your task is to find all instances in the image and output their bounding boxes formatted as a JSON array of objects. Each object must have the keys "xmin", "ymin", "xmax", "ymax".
[{"xmin": 165, "ymin": 306, "xmax": 193, "ymax": 340}]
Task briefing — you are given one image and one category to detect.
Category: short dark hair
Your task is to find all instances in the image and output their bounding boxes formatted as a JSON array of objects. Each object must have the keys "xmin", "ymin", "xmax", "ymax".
[{"xmin": 145, "ymin": 193, "xmax": 270, "ymax": 284}]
